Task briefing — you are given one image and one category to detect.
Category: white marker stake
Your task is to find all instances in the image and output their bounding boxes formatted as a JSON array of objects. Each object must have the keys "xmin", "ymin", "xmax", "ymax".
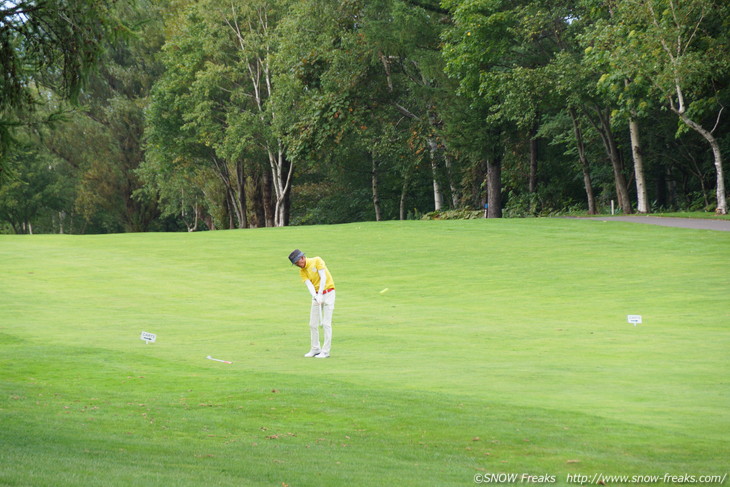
[
  {"xmin": 627, "ymin": 315, "xmax": 642, "ymax": 326},
  {"xmin": 206, "ymin": 355, "xmax": 232, "ymax": 364},
  {"xmin": 140, "ymin": 331, "xmax": 157, "ymax": 344}
]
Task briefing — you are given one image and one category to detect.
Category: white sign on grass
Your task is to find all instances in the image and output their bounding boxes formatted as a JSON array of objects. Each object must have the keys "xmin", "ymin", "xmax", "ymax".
[
  {"xmin": 627, "ymin": 315, "xmax": 642, "ymax": 326},
  {"xmin": 140, "ymin": 331, "xmax": 157, "ymax": 344}
]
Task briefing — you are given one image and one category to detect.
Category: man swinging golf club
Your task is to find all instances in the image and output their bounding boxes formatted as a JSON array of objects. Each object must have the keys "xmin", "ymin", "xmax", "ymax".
[{"xmin": 289, "ymin": 249, "xmax": 335, "ymax": 358}]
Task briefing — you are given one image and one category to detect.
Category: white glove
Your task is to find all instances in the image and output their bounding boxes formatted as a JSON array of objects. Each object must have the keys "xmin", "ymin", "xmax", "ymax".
[{"xmin": 315, "ymin": 294, "xmax": 323, "ymax": 305}]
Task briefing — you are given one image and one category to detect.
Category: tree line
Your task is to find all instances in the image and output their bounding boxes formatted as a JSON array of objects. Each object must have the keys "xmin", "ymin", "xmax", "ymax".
[{"xmin": 1, "ymin": 0, "xmax": 728, "ymax": 234}]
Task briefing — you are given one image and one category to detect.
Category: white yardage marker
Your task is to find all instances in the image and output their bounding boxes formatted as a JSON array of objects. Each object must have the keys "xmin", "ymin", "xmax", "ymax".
[
  {"xmin": 627, "ymin": 315, "xmax": 642, "ymax": 326},
  {"xmin": 140, "ymin": 331, "xmax": 157, "ymax": 344}
]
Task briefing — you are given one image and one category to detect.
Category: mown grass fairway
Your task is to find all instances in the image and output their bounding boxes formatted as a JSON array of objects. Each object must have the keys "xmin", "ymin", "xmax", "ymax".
[{"xmin": 1, "ymin": 219, "xmax": 728, "ymax": 486}]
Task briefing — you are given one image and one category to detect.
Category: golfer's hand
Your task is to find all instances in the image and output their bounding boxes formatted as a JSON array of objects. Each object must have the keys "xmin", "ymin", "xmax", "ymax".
[{"xmin": 315, "ymin": 294, "xmax": 323, "ymax": 305}]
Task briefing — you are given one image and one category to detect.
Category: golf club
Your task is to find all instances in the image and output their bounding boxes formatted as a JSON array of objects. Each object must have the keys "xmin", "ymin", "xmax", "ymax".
[{"xmin": 206, "ymin": 355, "xmax": 232, "ymax": 364}]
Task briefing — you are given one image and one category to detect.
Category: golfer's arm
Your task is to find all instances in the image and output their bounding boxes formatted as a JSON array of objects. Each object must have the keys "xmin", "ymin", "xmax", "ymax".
[
  {"xmin": 317, "ymin": 269, "xmax": 327, "ymax": 294},
  {"xmin": 304, "ymin": 280, "xmax": 317, "ymax": 298}
]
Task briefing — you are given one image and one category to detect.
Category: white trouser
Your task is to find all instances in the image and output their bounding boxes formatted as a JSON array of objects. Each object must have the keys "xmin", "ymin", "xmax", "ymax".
[{"xmin": 309, "ymin": 290, "xmax": 335, "ymax": 353}]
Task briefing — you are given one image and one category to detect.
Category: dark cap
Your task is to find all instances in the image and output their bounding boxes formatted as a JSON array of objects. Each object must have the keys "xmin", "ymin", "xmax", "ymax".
[{"xmin": 288, "ymin": 249, "xmax": 305, "ymax": 265}]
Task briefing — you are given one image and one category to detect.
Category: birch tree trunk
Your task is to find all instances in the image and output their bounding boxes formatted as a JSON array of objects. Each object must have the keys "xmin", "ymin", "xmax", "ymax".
[
  {"xmin": 668, "ymin": 91, "xmax": 727, "ymax": 214},
  {"xmin": 629, "ymin": 118, "xmax": 649, "ymax": 213},
  {"xmin": 371, "ymin": 155, "xmax": 382, "ymax": 221},
  {"xmin": 400, "ymin": 166, "xmax": 412, "ymax": 221},
  {"xmin": 428, "ymin": 137, "xmax": 443, "ymax": 211},
  {"xmin": 678, "ymin": 112, "xmax": 727, "ymax": 214},
  {"xmin": 228, "ymin": 7, "xmax": 293, "ymax": 225},
  {"xmin": 624, "ymin": 78, "xmax": 648, "ymax": 214},
  {"xmin": 235, "ymin": 160, "xmax": 247, "ymax": 228},
  {"xmin": 444, "ymin": 153, "xmax": 459, "ymax": 208},
  {"xmin": 269, "ymin": 146, "xmax": 293, "ymax": 227},
  {"xmin": 643, "ymin": 0, "xmax": 728, "ymax": 215}
]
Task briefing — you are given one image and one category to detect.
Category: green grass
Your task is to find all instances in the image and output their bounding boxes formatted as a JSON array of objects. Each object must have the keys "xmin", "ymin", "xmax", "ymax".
[{"xmin": 1, "ymin": 219, "xmax": 728, "ymax": 486}]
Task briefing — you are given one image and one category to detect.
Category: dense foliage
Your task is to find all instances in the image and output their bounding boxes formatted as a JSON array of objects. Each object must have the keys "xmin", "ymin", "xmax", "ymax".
[{"xmin": 1, "ymin": 0, "xmax": 728, "ymax": 233}]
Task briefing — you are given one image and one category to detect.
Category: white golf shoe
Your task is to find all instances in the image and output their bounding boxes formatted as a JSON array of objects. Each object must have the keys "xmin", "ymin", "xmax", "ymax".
[
  {"xmin": 315, "ymin": 351, "xmax": 330, "ymax": 358},
  {"xmin": 304, "ymin": 350, "xmax": 321, "ymax": 358}
]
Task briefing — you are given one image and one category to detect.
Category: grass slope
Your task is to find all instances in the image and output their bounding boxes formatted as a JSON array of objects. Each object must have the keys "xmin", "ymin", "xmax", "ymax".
[{"xmin": 1, "ymin": 219, "xmax": 728, "ymax": 486}]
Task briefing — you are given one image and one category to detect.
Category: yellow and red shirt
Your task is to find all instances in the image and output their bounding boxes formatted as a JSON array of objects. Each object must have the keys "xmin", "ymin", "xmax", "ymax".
[{"xmin": 299, "ymin": 256, "xmax": 335, "ymax": 291}]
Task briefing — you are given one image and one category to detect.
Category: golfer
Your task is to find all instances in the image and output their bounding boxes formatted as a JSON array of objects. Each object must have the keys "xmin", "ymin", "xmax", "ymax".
[{"xmin": 288, "ymin": 249, "xmax": 335, "ymax": 358}]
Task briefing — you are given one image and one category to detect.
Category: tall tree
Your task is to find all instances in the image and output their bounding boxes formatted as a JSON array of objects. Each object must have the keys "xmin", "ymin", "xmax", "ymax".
[
  {"xmin": 222, "ymin": 0, "xmax": 293, "ymax": 227},
  {"xmin": 142, "ymin": 0, "xmax": 293, "ymax": 228},
  {"xmin": 0, "ymin": 140, "xmax": 71, "ymax": 233},
  {"xmin": 0, "ymin": 0, "xmax": 117, "ymax": 170},
  {"xmin": 590, "ymin": 0, "xmax": 730, "ymax": 214},
  {"xmin": 274, "ymin": 0, "xmax": 457, "ymax": 219},
  {"xmin": 441, "ymin": 0, "xmax": 532, "ymax": 217},
  {"xmin": 444, "ymin": 0, "xmax": 645, "ymax": 215}
]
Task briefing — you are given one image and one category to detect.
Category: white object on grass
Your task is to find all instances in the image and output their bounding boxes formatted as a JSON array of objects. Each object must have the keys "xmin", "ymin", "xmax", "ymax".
[
  {"xmin": 627, "ymin": 315, "xmax": 642, "ymax": 326},
  {"xmin": 206, "ymin": 355, "xmax": 232, "ymax": 364},
  {"xmin": 379, "ymin": 288, "xmax": 389, "ymax": 294},
  {"xmin": 140, "ymin": 331, "xmax": 156, "ymax": 344}
]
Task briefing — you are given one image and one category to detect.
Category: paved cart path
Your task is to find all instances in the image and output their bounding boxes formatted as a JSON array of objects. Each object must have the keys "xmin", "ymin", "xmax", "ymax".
[{"xmin": 580, "ymin": 216, "xmax": 730, "ymax": 232}]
